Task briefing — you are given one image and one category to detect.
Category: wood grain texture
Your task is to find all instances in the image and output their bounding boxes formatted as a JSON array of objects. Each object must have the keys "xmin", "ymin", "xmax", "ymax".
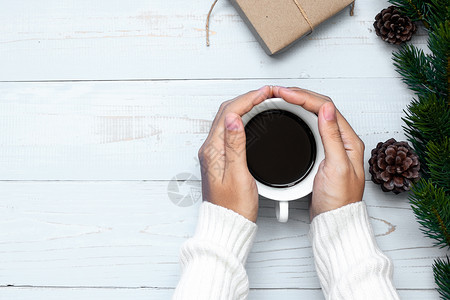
[
  {"xmin": 0, "ymin": 78, "xmax": 413, "ymax": 180},
  {"xmin": 0, "ymin": 181, "xmax": 446, "ymax": 292},
  {"xmin": 0, "ymin": 0, "xmax": 427, "ymax": 81},
  {"xmin": 0, "ymin": 287, "xmax": 440, "ymax": 300}
]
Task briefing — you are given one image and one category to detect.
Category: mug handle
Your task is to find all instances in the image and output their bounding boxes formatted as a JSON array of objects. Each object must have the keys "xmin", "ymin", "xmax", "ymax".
[{"xmin": 275, "ymin": 201, "xmax": 289, "ymax": 222}]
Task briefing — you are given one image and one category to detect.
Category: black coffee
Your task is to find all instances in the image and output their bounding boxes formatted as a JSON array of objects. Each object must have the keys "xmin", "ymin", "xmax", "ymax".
[{"xmin": 245, "ymin": 109, "xmax": 316, "ymax": 188}]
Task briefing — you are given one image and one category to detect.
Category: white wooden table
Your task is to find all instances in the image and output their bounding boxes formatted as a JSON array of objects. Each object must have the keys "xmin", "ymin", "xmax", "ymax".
[{"xmin": 0, "ymin": 1, "xmax": 447, "ymax": 299}]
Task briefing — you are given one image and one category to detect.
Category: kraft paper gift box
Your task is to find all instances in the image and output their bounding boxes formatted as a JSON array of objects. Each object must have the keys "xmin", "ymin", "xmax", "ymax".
[{"xmin": 229, "ymin": 0, "xmax": 355, "ymax": 55}]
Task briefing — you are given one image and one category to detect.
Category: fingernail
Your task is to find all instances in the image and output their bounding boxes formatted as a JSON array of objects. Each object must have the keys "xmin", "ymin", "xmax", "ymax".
[
  {"xmin": 324, "ymin": 103, "xmax": 336, "ymax": 121},
  {"xmin": 225, "ymin": 114, "xmax": 241, "ymax": 131}
]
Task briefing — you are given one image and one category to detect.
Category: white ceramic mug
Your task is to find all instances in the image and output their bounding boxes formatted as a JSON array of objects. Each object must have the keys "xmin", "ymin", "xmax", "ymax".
[{"xmin": 241, "ymin": 98, "xmax": 325, "ymax": 222}]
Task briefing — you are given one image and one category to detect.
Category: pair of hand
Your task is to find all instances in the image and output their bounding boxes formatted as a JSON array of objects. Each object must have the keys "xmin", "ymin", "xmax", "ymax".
[{"xmin": 197, "ymin": 86, "xmax": 365, "ymax": 222}]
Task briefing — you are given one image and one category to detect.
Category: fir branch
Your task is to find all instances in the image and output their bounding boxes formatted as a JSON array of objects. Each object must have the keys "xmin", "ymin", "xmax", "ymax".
[
  {"xmin": 426, "ymin": 137, "xmax": 450, "ymax": 192},
  {"xmin": 388, "ymin": 0, "xmax": 448, "ymax": 27},
  {"xmin": 433, "ymin": 256, "xmax": 450, "ymax": 299},
  {"xmin": 389, "ymin": 0, "xmax": 450, "ymax": 293},
  {"xmin": 427, "ymin": 21, "xmax": 450, "ymax": 99},
  {"xmin": 388, "ymin": 0, "xmax": 427, "ymax": 24},
  {"xmin": 425, "ymin": 0, "xmax": 450, "ymax": 31},
  {"xmin": 402, "ymin": 94, "xmax": 450, "ymax": 172},
  {"xmin": 410, "ymin": 179, "xmax": 450, "ymax": 248},
  {"xmin": 393, "ymin": 45, "xmax": 436, "ymax": 98},
  {"xmin": 393, "ymin": 27, "xmax": 449, "ymax": 100}
]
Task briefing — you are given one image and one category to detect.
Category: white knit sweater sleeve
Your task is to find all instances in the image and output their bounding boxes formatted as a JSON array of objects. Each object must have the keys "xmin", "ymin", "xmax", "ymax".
[
  {"xmin": 309, "ymin": 201, "xmax": 400, "ymax": 300},
  {"xmin": 173, "ymin": 201, "xmax": 257, "ymax": 300}
]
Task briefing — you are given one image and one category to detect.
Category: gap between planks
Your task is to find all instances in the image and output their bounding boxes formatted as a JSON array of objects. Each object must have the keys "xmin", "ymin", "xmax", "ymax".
[
  {"xmin": 0, "ymin": 285, "xmax": 437, "ymax": 291},
  {"xmin": 0, "ymin": 76, "xmax": 405, "ymax": 83},
  {"xmin": 0, "ymin": 180, "xmax": 381, "ymax": 182}
]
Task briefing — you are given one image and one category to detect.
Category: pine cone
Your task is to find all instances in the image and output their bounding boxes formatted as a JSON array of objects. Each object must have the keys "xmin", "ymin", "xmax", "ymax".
[
  {"xmin": 373, "ymin": 6, "xmax": 416, "ymax": 45},
  {"xmin": 369, "ymin": 138, "xmax": 420, "ymax": 194}
]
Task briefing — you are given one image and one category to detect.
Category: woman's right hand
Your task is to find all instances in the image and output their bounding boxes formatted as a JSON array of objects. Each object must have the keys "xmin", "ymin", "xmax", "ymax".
[{"xmin": 272, "ymin": 87, "xmax": 366, "ymax": 221}]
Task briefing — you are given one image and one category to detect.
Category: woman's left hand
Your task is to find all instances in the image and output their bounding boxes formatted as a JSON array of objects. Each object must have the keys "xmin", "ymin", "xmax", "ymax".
[{"xmin": 197, "ymin": 86, "xmax": 273, "ymax": 222}]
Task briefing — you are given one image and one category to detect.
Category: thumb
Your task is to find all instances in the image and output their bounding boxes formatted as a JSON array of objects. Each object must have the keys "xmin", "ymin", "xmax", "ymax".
[
  {"xmin": 318, "ymin": 102, "xmax": 347, "ymax": 163},
  {"xmin": 224, "ymin": 112, "xmax": 248, "ymax": 174}
]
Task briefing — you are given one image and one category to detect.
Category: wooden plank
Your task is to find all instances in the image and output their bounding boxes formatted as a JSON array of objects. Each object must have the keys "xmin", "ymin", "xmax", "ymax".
[
  {"xmin": 0, "ymin": 78, "xmax": 414, "ymax": 180},
  {"xmin": 0, "ymin": 287, "xmax": 440, "ymax": 300},
  {"xmin": 0, "ymin": 181, "xmax": 446, "ymax": 289},
  {"xmin": 0, "ymin": 287, "xmax": 173, "ymax": 300},
  {"xmin": 0, "ymin": 0, "xmax": 427, "ymax": 81}
]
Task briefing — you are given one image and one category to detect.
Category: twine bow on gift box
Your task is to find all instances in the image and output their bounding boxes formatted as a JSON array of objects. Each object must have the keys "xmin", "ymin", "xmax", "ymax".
[{"xmin": 205, "ymin": 0, "xmax": 355, "ymax": 47}]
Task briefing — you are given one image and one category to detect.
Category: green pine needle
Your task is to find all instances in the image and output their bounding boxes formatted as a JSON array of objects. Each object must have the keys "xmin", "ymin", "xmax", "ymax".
[
  {"xmin": 402, "ymin": 94, "xmax": 450, "ymax": 173},
  {"xmin": 388, "ymin": 0, "xmax": 428, "ymax": 23},
  {"xmin": 427, "ymin": 21, "xmax": 450, "ymax": 98},
  {"xmin": 426, "ymin": 137, "xmax": 450, "ymax": 192},
  {"xmin": 410, "ymin": 179, "xmax": 450, "ymax": 248},
  {"xmin": 388, "ymin": 0, "xmax": 449, "ymax": 27},
  {"xmin": 393, "ymin": 45, "xmax": 436, "ymax": 98},
  {"xmin": 392, "ymin": 22, "xmax": 449, "ymax": 100},
  {"xmin": 433, "ymin": 256, "xmax": 450, "ymax": 299}
]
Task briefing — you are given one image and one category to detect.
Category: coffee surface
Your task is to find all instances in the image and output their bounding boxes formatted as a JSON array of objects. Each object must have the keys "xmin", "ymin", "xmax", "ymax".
[{"xmin": 245, "ymin": 109, "xmax": 316, "ymax": 188}]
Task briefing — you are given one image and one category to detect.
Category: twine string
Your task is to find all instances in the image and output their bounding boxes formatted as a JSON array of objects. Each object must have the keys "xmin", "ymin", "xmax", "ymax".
[
  {"xmin": 206, "ymin": 0, "xmax": 219, "ymax": 46},
  {"xmin": 292, "ymin": 0, "xmax": 314, "ymax": 33}
]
